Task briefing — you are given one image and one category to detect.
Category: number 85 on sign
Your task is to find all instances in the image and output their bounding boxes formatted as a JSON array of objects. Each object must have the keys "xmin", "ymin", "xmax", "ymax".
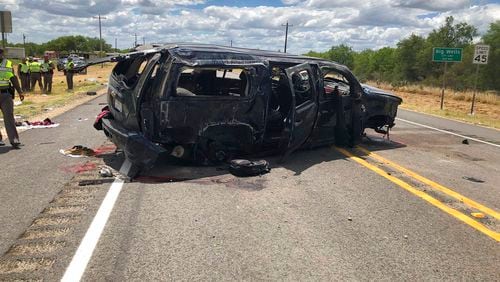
[{"xmin": 473, "ymin": 44, "xmax": 490, "ymax": 64}]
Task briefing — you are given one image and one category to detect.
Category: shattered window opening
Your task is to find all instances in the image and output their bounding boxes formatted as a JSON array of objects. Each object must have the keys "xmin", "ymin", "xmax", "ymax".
[
  {"xmin": 112, "ymin": 55, "xmax": 152, "ymax": 88},
  {"xmin": 174, "ymin": 67, "xmax": 251, "ymax": 98},
  {"xmin": 292, "ymin": 69, "xmax": 313, "ymax": 106},
  {"xmin": 322, "ymin": 69, "xmax": 351, "ymax": 97}
]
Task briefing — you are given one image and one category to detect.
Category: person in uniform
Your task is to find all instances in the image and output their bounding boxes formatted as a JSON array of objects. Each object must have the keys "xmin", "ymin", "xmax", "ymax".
[
  {"xmin": 65, "ymin": 57, "xmax": 75, "ymax": 91},
  {"xmin": 17, "ymin": 57, "xmax": 30, "ymax": 92},
  {"xmin": 41, "ymin": 55, "xmax": 55, "ymax": 94},
  {"xmin": 0, "ymin": 48, "xmax": 24, "ymax": 148},
  {"xmin": 27, "ymin": 57, "xmax": 33, "ymax": 91},
  {"xmin": 29, "ymin": 58, "xmax": 43, "ymax": 92}
]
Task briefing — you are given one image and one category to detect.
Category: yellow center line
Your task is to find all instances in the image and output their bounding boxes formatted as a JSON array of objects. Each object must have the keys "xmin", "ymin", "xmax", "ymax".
[
  {"xmin": 334, "ymin": 146, "xmax": 500, "ymax": 242},
  {"xmin": 356, "ymin": 146, "xmax": 500, "ymax": 221}
]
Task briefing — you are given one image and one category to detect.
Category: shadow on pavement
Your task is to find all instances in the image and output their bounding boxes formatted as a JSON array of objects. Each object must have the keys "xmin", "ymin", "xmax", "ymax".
[
  {"xmin": 0, "ymin": 146, "xmax": 12, "ymax": 154},
  {"xmin": 97, "ymin": 131, "xmax": 406, "ymax": 184}
]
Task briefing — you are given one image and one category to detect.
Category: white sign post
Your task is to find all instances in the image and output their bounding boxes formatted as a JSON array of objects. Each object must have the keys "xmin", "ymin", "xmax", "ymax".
[{"xmin": 470, "ymin": 44, "xmax": 490, "ymax": 114}]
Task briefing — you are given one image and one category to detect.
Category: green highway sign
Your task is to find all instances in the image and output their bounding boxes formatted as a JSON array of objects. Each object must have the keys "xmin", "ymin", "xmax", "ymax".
[{"xmin": 432, "ymin": 47, "xmax": 462, "ymax": 62}]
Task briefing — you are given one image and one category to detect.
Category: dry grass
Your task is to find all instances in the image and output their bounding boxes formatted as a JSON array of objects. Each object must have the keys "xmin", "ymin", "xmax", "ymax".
[
  {"xmin": 42, "ymin": 205, "xmax": 86, "ymax": 215},
  {"xmin": 0, "ymin": 258, "xmax": 54, "ymax": 274},
  {"xmin": 368, "ymin": 81, "xmax": 500, "ymax": 129},
  {"xmin": 1, "ymin": 63, "xmax": 114, "ymax": 121},
  {"xmin": 21, "ymin": 228, "xmax": 71, "ymax": 240},
  {"xmin": 31, "ymin": 216, "xmax": 79, "ymax": 227},
  {"xmin": 8, "ymin": 241, "xmax": 66, "ymax": 256}
]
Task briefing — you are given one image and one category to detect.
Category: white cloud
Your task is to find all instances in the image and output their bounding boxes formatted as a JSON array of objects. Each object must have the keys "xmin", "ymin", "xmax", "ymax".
[
  {"xmin": 5, "ymin": 1, "xmax": 500, "ymax": 54},
  {"xmin": 392, "ymin": 0, "xmax": 470, "ymax": 11}
]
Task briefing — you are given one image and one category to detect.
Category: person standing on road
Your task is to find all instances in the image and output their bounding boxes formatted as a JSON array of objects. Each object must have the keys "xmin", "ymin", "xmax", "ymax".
[
  {"xmin": 17, "ymin": 57, "xmax": 30, "ymax": 92},
  {"xmin": 65, "ymin": 57, "xmax": 75, "ymax": 91},
  {"xmin": 29, "ymin": 58, "xmax": 43, "ymax": 92},
  {"xmin": 41, "ymin": 55, "xmax": 55, "ymax": 94},
  {"xmin": 0, "ymin": 48, "xmax": 24, "ymax": 148},
  {"xmin": 27, "ymin": 57, "xmax": 33, "ymax": 91}
]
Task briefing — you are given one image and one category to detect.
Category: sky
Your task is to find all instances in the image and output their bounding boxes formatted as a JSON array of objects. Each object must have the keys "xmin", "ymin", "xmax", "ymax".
[{"xmin": 1, "ymin": 0, "xmax": 500, "ymax": 54}]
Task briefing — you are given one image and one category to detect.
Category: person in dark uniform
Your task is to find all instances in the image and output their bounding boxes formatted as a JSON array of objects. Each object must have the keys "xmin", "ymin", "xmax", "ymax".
[
  {"xmin": 29, "ymin": 58, "xmax": 43, "ymax": 92},
  {"xmin": 65, "ymin": 57, "xmax": 75, "ymax": 91},
  {"xmin": 0, "ymin": 48, "xmax": 24, "ymax": 148},
  {"xmin": 41, "ymin": 55, "xmax": 55, "ymax": 93},
  {"xmin": 17, "ymin": 57, "xmax": 30, "ymax": 92}
]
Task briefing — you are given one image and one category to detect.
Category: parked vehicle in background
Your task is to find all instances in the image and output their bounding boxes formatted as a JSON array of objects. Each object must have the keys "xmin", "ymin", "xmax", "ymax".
[
  {"xmin": 91, "ymin": 43, "xmax": 402, "ymax": 176},
  {"xmin": 56, "ymin": 56, "xmax": 88, "ymax": 74}
]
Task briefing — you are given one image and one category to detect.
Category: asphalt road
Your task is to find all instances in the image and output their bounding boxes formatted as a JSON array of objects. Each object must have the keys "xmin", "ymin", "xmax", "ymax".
[{"xmin": 0, "ymin": 104, "xmax": 499, "ymax": 280}]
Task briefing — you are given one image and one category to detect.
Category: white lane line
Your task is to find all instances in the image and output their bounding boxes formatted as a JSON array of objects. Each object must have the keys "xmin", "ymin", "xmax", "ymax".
[
  {"xmin": 399, "ymin": 108, "xmax": 500, "ymax": 132},
  {"xmin": 396, "ymin": 118, "xmax": 500, "ymax": 148},
  {"xmin": 61, "ymin": 165, "xmax": 129, "ymax": 282}
]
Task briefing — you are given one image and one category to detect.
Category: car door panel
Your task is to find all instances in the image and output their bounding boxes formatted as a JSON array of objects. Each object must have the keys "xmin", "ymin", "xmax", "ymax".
[{"xmin": 281, "ymin": 63, "xmax": 319, "ymax": 160}]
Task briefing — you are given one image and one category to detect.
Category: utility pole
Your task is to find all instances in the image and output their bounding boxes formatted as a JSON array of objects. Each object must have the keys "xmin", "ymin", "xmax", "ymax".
[
  {"xmin": 142, "ymin": 36, "xmax": 145, "ymax": 46},
  {"xmin": 23, "ymin": 33, "xmax": 26, "ymax": 49},
  {"xmin": 134, "ymin": 33, "xmax": 137, "ymax": 47},
  {"xmin": 0, "ymin": 12, "xmax": 5, "ymax": 49},
  {"xmin": 281, "ymin": 21, "xmax": 293, "ymax": 53},
  {"xmin": 230, "ymin": 40, "xmax": 233, "ymax": 47},
  {"xmin": 93, "ymin": 14, "xmax": 107, "ymax": 67},
  {"xmin": 115, "ymin": 38, "xmax": 117, "ymax": 53}
]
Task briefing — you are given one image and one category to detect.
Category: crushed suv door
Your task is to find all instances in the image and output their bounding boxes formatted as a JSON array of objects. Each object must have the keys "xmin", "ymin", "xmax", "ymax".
[{"xmin": 281, "ymin": 63, "xmax": 318, "ymax": 160}]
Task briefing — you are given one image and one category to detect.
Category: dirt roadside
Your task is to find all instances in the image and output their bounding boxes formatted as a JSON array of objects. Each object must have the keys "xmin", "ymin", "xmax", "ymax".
[{"xmin": 0, "ymin": 89, "xmax": 106, "ymax": 137}]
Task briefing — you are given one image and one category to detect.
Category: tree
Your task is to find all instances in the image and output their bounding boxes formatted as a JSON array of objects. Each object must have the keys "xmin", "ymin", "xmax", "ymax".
[
  {"xmin": 394, "ymin": 34, "xmax": 426, "ymax": 82},
  {"xmin": 325, "ymin": 44, "xmax": 355, "ymax": 69},
  {"xmin": 427, "ymin": 16, "xmax": 477, "ymax": 48},
  {"xmin": 370, "ymin": 47, "xmax": 396, "ymax": 82},
  {"xmin": 44, "ymin": 35, "xmax": 112, "ymax": 53},
  {"xmin": 353, "ymin": 49, "xmax": 375, "ymax": 81},
  {"xmin": 423, "ymin": 16, "xmax": 478, "ymax": 85},
  {"xmin": 481, "ymin": 21, "xmax": 500, "ymax": 90},
  {"xmin": 304, "ymin": 50, "xmax": 328, "ymax": 59}
]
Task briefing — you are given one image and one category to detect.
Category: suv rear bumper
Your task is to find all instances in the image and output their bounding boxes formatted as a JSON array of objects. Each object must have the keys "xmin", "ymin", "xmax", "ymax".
[{"xmin": 102, "ymin": 118, "xmax": 165, "ymax": 177}]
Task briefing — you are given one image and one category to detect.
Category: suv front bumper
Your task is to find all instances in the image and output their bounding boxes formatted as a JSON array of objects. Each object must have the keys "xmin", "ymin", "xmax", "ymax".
[{"xmin": 102, "ymin": 118, "xmax": 165, "ymax": 177}]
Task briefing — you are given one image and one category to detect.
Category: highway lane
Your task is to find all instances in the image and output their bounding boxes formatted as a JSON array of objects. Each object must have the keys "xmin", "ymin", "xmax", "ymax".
[
  {"xmin": 0, "ymin": 95, "xmax": 108, "ymax": 256},
  {"xmin": 376, "ymin": 109, "xmax": 500, "ymax": 211},
  {"xmin": 1, "ymin": 104, "xmax": 499, "ymax": 280},
  {"xmin": 397, "ymin": 108, "xmax": 500, "ymax": 145},
  {"xmin": 79, "ymin": 145, "xmax": 499, "ymax": 281},
  {"xmin": 79, "ymin": 110, "xmax": 499, "ymax": 280}
]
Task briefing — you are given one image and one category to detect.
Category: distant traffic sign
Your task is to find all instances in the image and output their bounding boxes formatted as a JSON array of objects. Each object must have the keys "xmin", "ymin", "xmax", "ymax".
[
  {"xmin": 472, "ymin": 44, "xmax": 489, "ymax": 65},
  {"xmin": 0, "ymin": 11, "xmax": 12, "ymax": 33},
  {"xmin": 432, "ymin": 47, "xmax": 462, "ymax": 62}
]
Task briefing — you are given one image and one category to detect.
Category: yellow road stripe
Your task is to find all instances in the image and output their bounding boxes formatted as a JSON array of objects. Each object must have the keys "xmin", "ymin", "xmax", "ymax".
[
  {"xmin": 356, "ymin": 146, "xmax": 500, "ymax": 221},
  {"xmin": 334, "ymin": 147, "xmax": 500, "ymax": 242}
]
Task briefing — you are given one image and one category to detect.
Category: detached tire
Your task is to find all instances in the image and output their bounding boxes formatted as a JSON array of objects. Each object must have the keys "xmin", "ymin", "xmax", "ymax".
[{"xmin": 229, "ymin": 159, "xmax": 270, "ymax": 177}]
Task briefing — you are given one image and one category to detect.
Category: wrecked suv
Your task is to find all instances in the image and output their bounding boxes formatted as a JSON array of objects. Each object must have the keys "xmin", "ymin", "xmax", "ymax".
[{"xmin": 94, "ymin": 44, "xmax": 402, "ymax": 176}]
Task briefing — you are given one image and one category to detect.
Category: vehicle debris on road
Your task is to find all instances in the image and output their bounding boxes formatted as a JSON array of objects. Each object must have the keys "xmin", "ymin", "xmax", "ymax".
[
  {"xmin": 228, "ymin": 159, "xmax": 270, "ymax": 177},
  {"xmin": 15, "ymin": 118, "xmax": 59, "ymax": 129},
  {"xmin": 98, "ymin": 165, "xmax": 114, "ymax": 177},
  {"xmin": 60, "ymin": 145, "xmax": 96, "ymax": 157}
]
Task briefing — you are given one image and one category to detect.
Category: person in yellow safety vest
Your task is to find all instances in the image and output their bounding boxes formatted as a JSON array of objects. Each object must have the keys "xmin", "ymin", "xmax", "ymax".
[
  {"xmin": 41, "ymin": 55, "xmax": 55, "ymax": 94},
  {"xmin": 65, "ymin": 57, "xmax": 75, "ymax": 91},
  {"xmin": 0, "ymin": 48, "xmax": 24, "ymax": 148},
  {"xmin": 29, "ymin": 58, "xmax": 43, "ymax": 92},
  {"xmin": 27, "ymin": 57, "xmax": 33, "ymax": 91},
  {"xmin": 17, "ymin": 57, "xmax": 30, "ymax": 92}
]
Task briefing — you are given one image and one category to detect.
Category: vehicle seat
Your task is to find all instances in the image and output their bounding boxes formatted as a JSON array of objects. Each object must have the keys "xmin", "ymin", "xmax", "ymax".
[
  {"xmin": 194, "ymin": 70, "xmax": 216, "ymax": 95},
  {"xmin": 239, "ymin": 71, "xmax": 248, "ymax": 97}
]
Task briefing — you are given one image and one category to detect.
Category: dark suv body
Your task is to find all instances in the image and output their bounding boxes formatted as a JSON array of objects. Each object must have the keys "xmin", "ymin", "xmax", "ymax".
[{"xmin": 95, "ymin": 44, "xmax": 402, "ymax": 176}]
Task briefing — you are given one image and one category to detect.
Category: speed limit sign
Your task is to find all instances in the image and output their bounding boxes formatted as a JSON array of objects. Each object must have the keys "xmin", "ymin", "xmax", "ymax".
[{"xmin": 472, "ymin": 44, "xmax": 489, "ymax": 64}]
